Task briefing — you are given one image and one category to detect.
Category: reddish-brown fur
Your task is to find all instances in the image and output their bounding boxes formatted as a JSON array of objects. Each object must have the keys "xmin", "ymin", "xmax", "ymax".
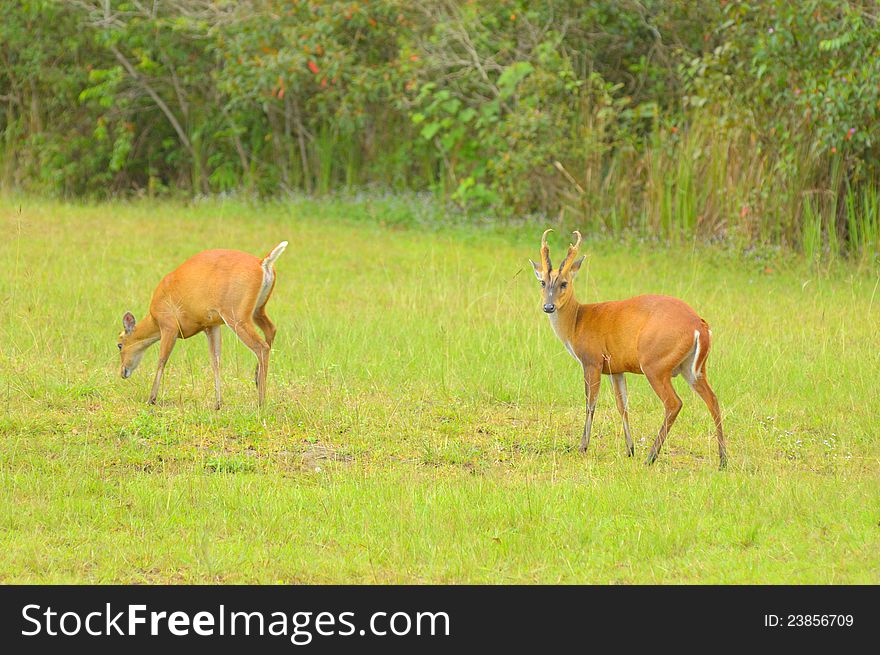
[
  {"xmin": 530, "ymin": 230, "xmax": 727, "ymax": 467},
  {"xmin": 117, "ymin": 243, "xmax": 287, "ymax": 408}
]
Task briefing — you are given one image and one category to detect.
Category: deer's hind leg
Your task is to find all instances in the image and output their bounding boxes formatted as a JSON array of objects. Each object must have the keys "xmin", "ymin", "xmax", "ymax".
[
  {"xmin": 643, "ymin": 370, "xmax": 682, "ymax": 466},
  {"xmin": 224, "ymin": 315, "xmax": 270, "ymax": 407},
  {"xmin": 689, "ymin": 365, "xmax": 727, "ymax": 469},
  {"xmin": 251, "ymin": 304, "xmax": 276, "ymax": 388},
  {"xmin": 639, "ymin": 333, "xmax": 695, "ymax": 465},
  {"xmin": 253, "ymin": 305, "xmax": 276, "ymax": 347}
]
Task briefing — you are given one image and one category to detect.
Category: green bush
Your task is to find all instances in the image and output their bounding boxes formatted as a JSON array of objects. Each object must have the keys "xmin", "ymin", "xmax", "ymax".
[{"xmin": 1, "ymin": 0, "xmax": 878, "ymax": 259}]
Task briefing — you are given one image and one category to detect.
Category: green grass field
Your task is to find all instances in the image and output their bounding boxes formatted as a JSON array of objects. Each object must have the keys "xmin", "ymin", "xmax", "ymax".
[{"xmin": 1, "ymin": 196, "xmax": 878, "ymax": 583}]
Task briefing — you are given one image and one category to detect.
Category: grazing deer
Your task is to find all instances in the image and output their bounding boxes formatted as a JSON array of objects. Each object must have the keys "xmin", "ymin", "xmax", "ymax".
[
  {"xmin": 530, "ymin": 230, "xmax": 727, "ymax": 468},
  {"xmin": 117, "ymin": 241, "xmax": 288, "ymax": 408}
]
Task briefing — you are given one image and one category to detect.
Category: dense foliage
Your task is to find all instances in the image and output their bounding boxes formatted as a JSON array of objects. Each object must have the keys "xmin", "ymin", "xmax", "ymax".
[{"xmin": 2, "ymin": 1, "xmax": 879, "ymax": 258}]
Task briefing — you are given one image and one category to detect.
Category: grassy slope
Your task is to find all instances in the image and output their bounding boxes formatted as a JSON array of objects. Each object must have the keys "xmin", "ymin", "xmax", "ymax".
[{"xmin": 0, "ymin": 197, "xmax": 878, "ymax": 583}]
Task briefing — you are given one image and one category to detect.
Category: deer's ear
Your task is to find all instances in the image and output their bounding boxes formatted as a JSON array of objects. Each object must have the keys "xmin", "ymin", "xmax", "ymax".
[
  {"xmin": 122, "ymin": 312, "xmax": 136, "ymax": 335},
  {"xmin": 569, "ymin": 255, "xmax": 585, "ymax": 277},
  {"xmin": 529, "ymin": 259, "xmax": 544, "ymax": 281}
]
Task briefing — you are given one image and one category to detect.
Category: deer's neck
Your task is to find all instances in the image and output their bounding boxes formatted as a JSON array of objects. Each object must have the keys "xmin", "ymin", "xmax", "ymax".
[
  {"xmin": 547, "ymin": 297, "xmax": 581, "ymax": 361},
  {"xmin": 132, "ymin": 314, "xmax": 161, "ymax": 351}
]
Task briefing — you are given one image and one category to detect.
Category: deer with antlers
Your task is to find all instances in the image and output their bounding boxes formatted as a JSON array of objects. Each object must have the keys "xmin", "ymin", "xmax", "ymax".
[
  {"xmin": 530, "ymin": 230, "xmax": 727, "ymax": 468},
  {"xmin": 117, "ymin": 241, "xmax": 288, "ymax": 408}
]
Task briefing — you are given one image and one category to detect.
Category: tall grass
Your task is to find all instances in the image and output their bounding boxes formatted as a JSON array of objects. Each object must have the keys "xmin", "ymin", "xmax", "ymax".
[
  {"xmin": 845, "ymin": 185, "xmax": 880, "ymax": 261},
  {"xmin": 554, "ymin": 108, "xmax": 880, "ymax": 265}
]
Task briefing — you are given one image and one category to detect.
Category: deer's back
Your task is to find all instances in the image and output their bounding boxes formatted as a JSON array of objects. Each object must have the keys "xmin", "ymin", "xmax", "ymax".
[
  {"xmin": 149, "ymin": 249, "xmax": 264, "ymax": 337},
  {"xmin": 579, "ymin": 294, "xmax": 705, "ymax": 373}
]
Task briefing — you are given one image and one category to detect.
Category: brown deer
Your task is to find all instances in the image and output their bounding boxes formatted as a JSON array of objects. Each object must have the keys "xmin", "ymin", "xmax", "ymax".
[
  {"xmin": 117, "ymin": 241, "xmax": 287, "ymax": 408},
  {"xmin": 530, "ymin": 230, "xmax": 727, "ymax": 468}
]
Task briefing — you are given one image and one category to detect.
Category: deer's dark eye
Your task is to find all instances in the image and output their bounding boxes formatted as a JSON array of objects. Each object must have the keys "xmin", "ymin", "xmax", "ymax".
[
  {"xmin": 540, "ymin": 280, "xmax": 546, "ymax": 288},
  {"xmin": 117, "ymin": 343, "xmax": 123, "ymax": 351},
  {"xmin": 561, "ymin": 281, "xmax": 568, "ymax": 289}
]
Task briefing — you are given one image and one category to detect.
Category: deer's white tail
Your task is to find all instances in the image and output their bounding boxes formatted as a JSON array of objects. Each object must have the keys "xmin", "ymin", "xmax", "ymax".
[
  {"xmin": 262, "ymin": 241, "xmax": 288, "ymax": 270},
  {"xmin": 255, "ymin": 241, "xmax": 287, "ymax": 310},
  {"xmin": 691, "ymin": 329, "xmax": 701, "ymax": 381}
]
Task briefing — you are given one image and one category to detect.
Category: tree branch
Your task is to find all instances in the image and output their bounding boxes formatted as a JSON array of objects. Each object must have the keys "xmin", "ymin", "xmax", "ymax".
[{"xmin": 109, "ymin": 44, "xmax": 195, "ymax": 160}]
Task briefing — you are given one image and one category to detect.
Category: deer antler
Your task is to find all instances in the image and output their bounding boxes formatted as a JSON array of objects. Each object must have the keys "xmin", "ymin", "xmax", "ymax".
[
  {"xmin": 559, "ymin": 230, "xmax": 582, "ymax": 276},
  {"xmin": 540, "ymin": 228, "xmax": 553, "ymax": 276}
]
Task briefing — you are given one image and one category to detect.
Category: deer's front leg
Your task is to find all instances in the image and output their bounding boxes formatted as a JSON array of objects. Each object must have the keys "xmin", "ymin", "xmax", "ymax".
[
  {"xmin": 148, "ymin": 328, "xmax": 178, "ymax": 405},
  {"xmin": 611, "ymin": 373, "xmax": 634, "ymax": 456},
  {"xmin": 580, "ymin": 363, "xmax": 602, "ymax": 454},
  {"xmin": 205, "ymin": 325, "xmax": 222, "ymax": 410}
]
